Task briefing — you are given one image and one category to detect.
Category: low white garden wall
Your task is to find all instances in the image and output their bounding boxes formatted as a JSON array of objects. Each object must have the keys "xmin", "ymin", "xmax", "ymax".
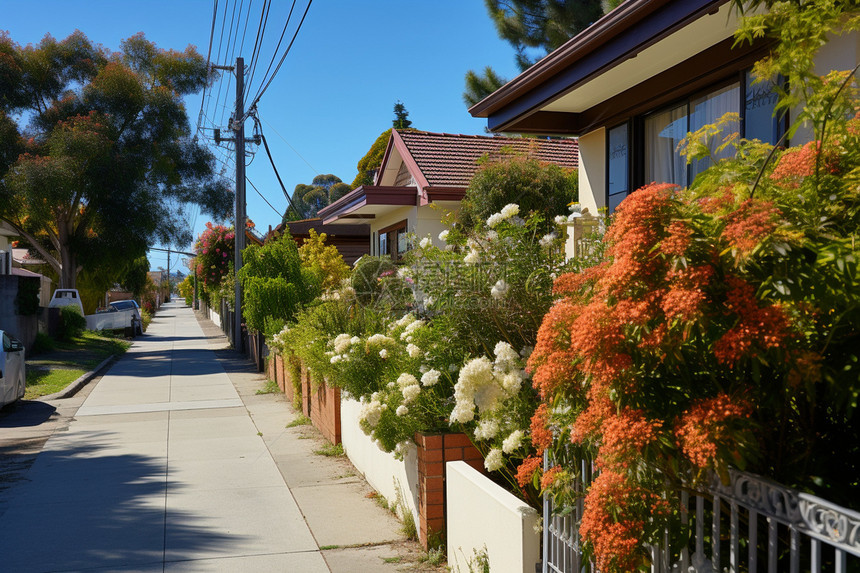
[
  {"xmin": 446, "ymin": 461, "xmax": 540, "ymax": 573},
  {"xmin": 208, "ymin": 306, "xmax": 221, "ymax": 327},
  {"xmin": 340, "ymin": 397, "xmax": 420, "ymax": 529}
]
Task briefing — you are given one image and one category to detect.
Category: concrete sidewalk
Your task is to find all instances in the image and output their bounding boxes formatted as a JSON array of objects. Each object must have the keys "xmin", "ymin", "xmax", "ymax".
[{"xmin": 0, "ymin": 302, "xmax": 435, "ymax": 572}]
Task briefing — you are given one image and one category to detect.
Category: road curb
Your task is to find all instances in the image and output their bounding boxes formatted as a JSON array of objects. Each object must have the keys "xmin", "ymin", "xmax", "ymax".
[{"xmin": 41, "ymin": 355, "xmax": 116, "ymax": 401}]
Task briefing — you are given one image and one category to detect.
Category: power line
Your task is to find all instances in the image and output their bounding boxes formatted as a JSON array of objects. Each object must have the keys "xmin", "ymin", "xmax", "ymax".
[
  {"xmin": 249, "ymin": 0, "xmax": 297, "ymax": 106},
  {"xmin": 259, "ymin": 115, "xmax": 319, "ymax": 175},
  {"xmin": 245, "ymin": 0, "xmax": 271, "ymax": 106},
  {"xmin": 259, "ymin": 127, "xmax": 302, "ymax": 219},
  {"xmin": 246, "ymin": 0, "xmax": 313, "ymax": 114},
  {"xmin": 196, "ymin": 0, "xmax": 219, "ymax": 138},
  {"xmin": 246, "ymin": 177, "xmax": 282, "ymax": 217}
]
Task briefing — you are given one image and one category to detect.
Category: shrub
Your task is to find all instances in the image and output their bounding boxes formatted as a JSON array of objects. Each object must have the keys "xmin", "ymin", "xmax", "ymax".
[
  {"xmin": 30, "ymin": 332, "xmax": 55, "ymax": 354},
  {"xmin": 140, "ymin": 308, "xmax": 152, "ymax": 332},
  {"xmin": 238, "ymin": 232, "xmax": 320, "ymax": 334},
  {"xmin": 524, "ymin": 3, "xmax": 860, "ymax": 569},
  {"xmin": 58, "ymin": 305, "xmax": 86, "ymax": 340},
  {"xmin": 298, "ymin": 229, "xmax": 350, "ymax": 291},
  {"xmin": 458, "ymin": 153, "xmax": 577, "ymax": 231}
]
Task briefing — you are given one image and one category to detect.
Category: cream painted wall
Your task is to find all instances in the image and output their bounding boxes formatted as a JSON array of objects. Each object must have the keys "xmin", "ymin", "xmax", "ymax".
[
  {"xmin": 793, "ymin": 31, "xmax": 860, "ymax": 145},
  {"xmin": 446, "ymin": 461, "xmax": 540, "ymax": 573},
  {"xmin": 341, "ymin": 398, "xmax": 420, "ymax": 529},
  {"xmin": 370, "ymin": 206, "xmax": 416, "ymax": 256},
  {"xmin": 577, "ymin": 128, "xmax": 606, "ymax": 216}
]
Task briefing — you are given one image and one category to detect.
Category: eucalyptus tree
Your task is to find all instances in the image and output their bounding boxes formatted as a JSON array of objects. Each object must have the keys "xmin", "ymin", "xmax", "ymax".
[{"xmin": 0, "ymin": 31, "xmax": 232, "ymax": 288}]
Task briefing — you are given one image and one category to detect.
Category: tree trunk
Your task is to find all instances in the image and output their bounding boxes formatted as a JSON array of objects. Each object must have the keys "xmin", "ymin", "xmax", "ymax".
[{"xmin": 59, "ymin": 244, "xmax": 77, "ymax": 289}]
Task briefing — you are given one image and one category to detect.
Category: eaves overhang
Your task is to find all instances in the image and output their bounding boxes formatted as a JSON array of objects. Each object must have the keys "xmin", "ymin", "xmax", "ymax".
[
  {"xmin": 318, "ymin": 185, "xmax": 418, "ymax": 225},
  {"xmin": 469, "ymin": 0, "xmax": 732, "ymax": 134}
]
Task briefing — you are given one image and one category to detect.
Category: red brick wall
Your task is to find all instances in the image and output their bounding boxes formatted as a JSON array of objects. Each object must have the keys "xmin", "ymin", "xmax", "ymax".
[
  {"xmin": 415, "ymin": 432, "xmax": 484, "ymax": 549},
  {"xmin": 309, "ymin": 376, "xmax": 341, "ymax": 445},
  {"xmin": 300, "ymin": 365, "xmax": 312, "ymax": 418},
  {"xmin": 274, "ymin": 355, "xmax": 286, "ymax": 393}
]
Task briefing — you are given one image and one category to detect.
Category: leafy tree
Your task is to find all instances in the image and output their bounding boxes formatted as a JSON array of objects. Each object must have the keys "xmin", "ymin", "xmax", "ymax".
[
  {"xmin": 284, "ymin": 174, "xmax": 352, "ymax": 221},
  {"xmin": 392, "ymin": 100, "xmax": 412, "ymax": 129},
  {"xmin": 464, "ymin": 0, "xmax": 622, "ymax": 107},
  {"xmin": 351, "ymin": 129, "xmax": 392, "ymax": 188},
  {"xmin": 0, "ymin": 31, "xmax": 232, "ymax": 289},
  {"xmin": 458, "ymin": 153, "xmax": 577, "ymax": 230},
  {"xmin": 352, "ymin": 102, "xmax": 420, "ymax": 187}
]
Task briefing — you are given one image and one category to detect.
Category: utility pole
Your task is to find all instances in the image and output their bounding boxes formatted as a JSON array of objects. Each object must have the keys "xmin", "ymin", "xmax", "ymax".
[
  {"xmin": 213, "ymin": 57, "xmax": 259, "ymax": 354},
  {"xmin": 166, "ymin": 247, "xmax": 170, "ymax": 302}
]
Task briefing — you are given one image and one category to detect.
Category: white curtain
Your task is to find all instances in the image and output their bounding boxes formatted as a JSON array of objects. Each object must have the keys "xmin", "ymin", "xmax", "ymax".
[
  {"xmin": 645, "ymin": 104, "xmax": 687, "ymax": 186},
  {"xmin": 689, "ymin": 83, "xmax": 740, "ymax": 180}
]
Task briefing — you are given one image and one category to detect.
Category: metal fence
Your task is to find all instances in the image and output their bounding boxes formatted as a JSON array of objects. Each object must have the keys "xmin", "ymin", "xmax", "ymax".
[{"xmin": 543, "ymin": 455, "xmax": 860, "ymax": 573}]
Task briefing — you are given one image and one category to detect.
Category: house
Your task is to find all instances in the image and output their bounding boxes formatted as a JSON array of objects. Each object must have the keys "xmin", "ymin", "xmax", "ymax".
[
  {"xmin": 317, "ymin": 129, "xmax": 578, "ymax": 259},
  {"xmin": 468, "ymin": 0, "xmax": 858, "ymax": 215},
  {"xmin": 277, "ymin": 218, "xmax": 370, "ymax": 266}
]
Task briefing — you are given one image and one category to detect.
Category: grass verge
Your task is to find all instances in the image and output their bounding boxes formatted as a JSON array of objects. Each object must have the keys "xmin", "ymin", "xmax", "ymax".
[{"xmin": 24, "ymin": 330, "xmax": 131, "ymax": 399}]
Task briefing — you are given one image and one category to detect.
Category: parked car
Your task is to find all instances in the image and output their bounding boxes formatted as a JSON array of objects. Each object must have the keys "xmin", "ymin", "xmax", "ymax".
[
  {"xmin": 48, "ymin": 289, "xmax": 85, "ymax": 316},
  {"xmin": 0, "ymin": 330, "xmax": 25, "ymax": 407},
  {"xmin": 109, "ymin": 300, "xmax": 143, "ymax": 337}
]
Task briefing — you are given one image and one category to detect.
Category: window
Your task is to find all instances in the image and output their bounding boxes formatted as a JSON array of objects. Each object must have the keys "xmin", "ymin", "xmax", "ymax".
[
  {"xmin": 607, "ymin": 123, "xmax": 630, "ymax": 213},
  {"xmin": 609, "ymin": 70, "xmax": 782, "ymax": 211},
  {"xmin": 377, "ymin": 220, "xmax": 408, "ymax": 261}
]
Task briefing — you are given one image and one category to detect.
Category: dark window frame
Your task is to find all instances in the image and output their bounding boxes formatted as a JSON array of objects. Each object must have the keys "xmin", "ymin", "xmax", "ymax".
[
  {"xmin": 606, "ymin": 69, "xmax": 786, "ymax": 211},
  {"xmin": 377, "ymin": 219, "xmax": 408, "ymax": 261}
]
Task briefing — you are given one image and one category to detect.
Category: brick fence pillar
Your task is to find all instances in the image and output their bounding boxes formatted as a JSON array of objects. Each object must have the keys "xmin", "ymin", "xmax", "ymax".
[{"xmin": 415, "ymin": 432, "xmax": 484, "ymax": 550}]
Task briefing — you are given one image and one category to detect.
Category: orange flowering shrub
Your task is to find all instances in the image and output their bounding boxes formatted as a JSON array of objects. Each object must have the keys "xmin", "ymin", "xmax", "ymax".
[{"xmin": 524, "ymin": 115, "xmax": 860, "ymax": 568}]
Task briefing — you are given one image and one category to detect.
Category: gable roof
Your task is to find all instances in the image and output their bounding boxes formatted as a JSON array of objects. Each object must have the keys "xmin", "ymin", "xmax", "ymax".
[
  {"xmin": 318, "ymin": 129, "xmax": 578, "ymax": 225},
  {"xmin": 387, "ymin": 129, "xmax": 579, "ymax": 190}
]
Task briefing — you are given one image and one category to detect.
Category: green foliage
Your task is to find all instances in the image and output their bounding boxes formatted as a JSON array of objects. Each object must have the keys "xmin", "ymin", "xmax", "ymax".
[
  {"xmin": 350, "ymin": 255, "xmax": 405, "ymax": 307},
  {"xmin": 484, "ymin": 0, "xmax": 604, "ymax": 71},
  {"xmin": 177, "ymin": 274, "xmax": 194, "ymax": 306},
  {"xmin": 297, "ymin": 229, "xmax": 350, "ymax": 291},
  {"xmin": 464, "ymin": 0, "xmax": 611, "ymax": 108},
  {"xmin": 30, "ymin": 332, "xmax": 56, "ymax": 355},
  {"xmin": 352, "ymin": 129, "xmax": 392, "ymax": 188},
  {"xmin": 463, "ymin": 66, "xmax": 508, "ymax": 108},
  {"xmin": 392, "ymin": 100, "xmax": 412, "ymax": 130},
  {"xmin": 121, "ymin": 256, "xmax": 150, "ymax": 300},
  {"xmin": 140, "ymin": 307, "xmax": 151, "ymax": 332},
  {"xmin": 238, "ymin": 232, "xmax": 320, "ymax": 334},
  {"xmin": 0, "ymin": 31, "xmax": 232, "ymax": 289},
  {"xmin": 285, "ymin": 174, "xmax": 351, "ymax": 221},
  {"xmin": 14, "ymin": 277, "xmax": 40, "ymax": 316},
  {"xmin": 458, "ymin": 153, "xmax": 577, "ymax": 231},
  {"xmin": 58, "ymin": 305, "xmax": 86, "ymax": 340}
]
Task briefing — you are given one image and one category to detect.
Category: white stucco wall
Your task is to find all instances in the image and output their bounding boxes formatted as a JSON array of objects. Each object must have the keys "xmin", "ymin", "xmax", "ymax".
[
  {"xmin": 446, "ymin": 461, "xmax": 540, "ymax": 573},
  {"xmin": 577, "ymin": 128, "xmax": 606, "ymax": 217},
  {"xmin": 340, "ymin": 397, "xmax": 420, "ymax": 528}
]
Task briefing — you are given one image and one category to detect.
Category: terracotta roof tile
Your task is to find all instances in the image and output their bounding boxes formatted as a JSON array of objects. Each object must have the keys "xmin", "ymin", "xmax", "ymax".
[{"xmin": 396, "ymin": 130, "xmax": 578, "ymax": 189}]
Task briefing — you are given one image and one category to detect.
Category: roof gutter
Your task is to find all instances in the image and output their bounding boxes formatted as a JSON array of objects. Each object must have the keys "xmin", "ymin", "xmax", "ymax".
[{"xmin": 469, "ymin": 0, "xmax": 730, "ymax": 124}]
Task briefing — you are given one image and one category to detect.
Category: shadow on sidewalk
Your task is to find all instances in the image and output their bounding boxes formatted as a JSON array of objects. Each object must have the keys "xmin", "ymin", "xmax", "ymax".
[{"xmin": 0, "ymin": 433, "xmax": 246, "ymax": 571}]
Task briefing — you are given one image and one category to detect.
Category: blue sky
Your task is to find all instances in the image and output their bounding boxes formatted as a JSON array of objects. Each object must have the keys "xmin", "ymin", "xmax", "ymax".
[{"xmin": 1, "ymin": 0, "xmax": 518, "ymax": 272}]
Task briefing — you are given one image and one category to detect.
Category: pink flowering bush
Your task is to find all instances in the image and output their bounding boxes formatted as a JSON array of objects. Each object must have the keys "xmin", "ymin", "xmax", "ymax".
[{"xmin": 193, "ymin": 222, "xmax": 234, "ymax": 302}]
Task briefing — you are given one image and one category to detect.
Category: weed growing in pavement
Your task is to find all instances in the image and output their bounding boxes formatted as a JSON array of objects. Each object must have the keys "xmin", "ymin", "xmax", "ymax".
[
  {"xmin": 313, "ymin": 443, "xmax": 344, "ymax": 457},
  {"xmin": 255, "ymin": 379, "xmax": 280, "ymax": 394},
  {"xmin": 286, "ymin": 414, "xmax": 311, "ymax": 428}
]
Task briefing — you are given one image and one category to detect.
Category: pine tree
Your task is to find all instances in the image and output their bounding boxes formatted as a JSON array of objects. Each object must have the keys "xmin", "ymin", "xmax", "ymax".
[{"xmin": 392, "ymin": 100, "xmax": 412, "ymax": 130}]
